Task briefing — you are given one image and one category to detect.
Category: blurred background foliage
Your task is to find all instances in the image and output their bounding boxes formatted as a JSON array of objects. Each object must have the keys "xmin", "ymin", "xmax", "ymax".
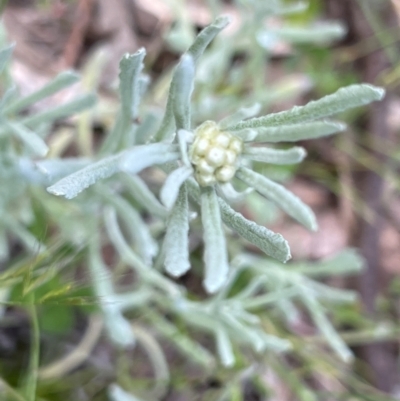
[{"xmin": 0, "ymin": 0, "xmax": 399, "ymax": 400}]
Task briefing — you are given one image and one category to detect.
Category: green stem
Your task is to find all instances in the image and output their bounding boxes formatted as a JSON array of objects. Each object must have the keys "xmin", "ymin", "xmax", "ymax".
[{"xmin": 24, "ymin": 294, "xmax": 40, "ymax": 401}]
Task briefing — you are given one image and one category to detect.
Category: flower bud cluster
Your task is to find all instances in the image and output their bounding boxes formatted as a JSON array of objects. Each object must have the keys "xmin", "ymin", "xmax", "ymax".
[{"xmin": 189, "ymin": 121, "xmax": 243, "ymax": 187}]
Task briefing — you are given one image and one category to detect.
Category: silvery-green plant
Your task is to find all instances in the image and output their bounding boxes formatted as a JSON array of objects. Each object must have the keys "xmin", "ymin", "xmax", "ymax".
[
  {"xmin": 0, "ymin": 44, "xmax": 95, "ymax": 262},
  {"xmin": 0, "ymin": 11, "xmax": 388, "ymax": 401},
  {"xmin": 47, "ymin": 16, "xmax": 384, "ymax": 294}
]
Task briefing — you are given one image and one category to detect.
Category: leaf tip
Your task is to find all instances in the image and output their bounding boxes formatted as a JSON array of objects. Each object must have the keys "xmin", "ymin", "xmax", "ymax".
[{"xmin": 215, "ymin": 14, "xmax": 232, "ymax": 28}]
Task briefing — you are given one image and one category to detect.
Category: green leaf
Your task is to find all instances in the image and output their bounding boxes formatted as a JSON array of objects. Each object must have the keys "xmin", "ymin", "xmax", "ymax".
[
  {"xmin": 218, "ymin": 198, "xmax": 291, "ymax": 263},
  {"xmin": 237, "ymin": 167, "xmax": 317, "ymax": 231},
  {"xmin": 301, "ymin": 290, "xmax": 353, "ymax": 362},
  {"xmin": 215, "ymin": 325, "xmax": 235, "ymax": 367},
  {"xmin": 4, "ymin": 70, "xmax": 80, "ymax": 114},
  {"xmin": 160, "ymin": 166, "xmax": 193, "ymax": 209},
  {"xmin": 292, "ymin": 249, "xmax": 364, "ymax": 277},
  {"xmin": 250, "ymin": 120, "xmax": 346, "ymax": 143},
  {"xmin": 154, "ymin": 16, "xmax": 230, "ymax": 141},
  {"xmin": 99, "ymin": 186, "xmax": 158, "ymax": 264},
  {"xmin": 227, "ymin": 84, "xmax": 385, "ymax": 131},
  {"xmin": 21, "ymin": 93, "xmax": 96, "ymax": 128},
  {"xmin": 6, "ymin": 121, "xmax": 49, "ymax": 156},
  {"xmin": 173, "ymin": 54, "xmax": 195, "ymax": 131},
  {"xmin": 119, "ymin": 143, "xmax": 180, "ymax": 173},
  {"xmin": 242, "ymin": 146, "xmax": 306, "ymax": 164},
  {"xmin": 0, "ymin": 44, "xmax": 13, "ymax": 74},
  {"xmin": 268, "ymin": 22, "xmax": 346, "ymax": 44},
  {"xmin": 47, "ymin": 153, "xmax": 120, "ymax": 199},
  {"xmin": 164, "ymin": 186, "xmax": 190, "ymax": 277},
  {"xmin": 121, "ymin": 174, "xmax": 167, "ymax": 218},
  {"xmin": 119, "ymin": 48, "xmax": 146, "ymax": 122},
  {"xmin": 219, "ymin": 103, "xmax": 261, "ymax": 130},
  {"xmin": 201, "ymin": 186, "xmax": 229, "ymax": 293},
  {"xmin": 88, "ymin": 240, "xmax": 135, "ymax": 347},
  {"xmin": 36, "ymin": 158, "xmax": 90, "ymax": 182},
  {"xmin": 187, "ymin": 15, "xmax": 231, "ymax": 62}
]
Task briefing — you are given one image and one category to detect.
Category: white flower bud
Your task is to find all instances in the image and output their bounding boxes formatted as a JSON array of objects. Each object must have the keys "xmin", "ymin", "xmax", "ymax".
[
  {"xmin": 197, "ymin": 158, "xmax": 215, "ymax": 174},
  {"xmin": 206, "ymin": 147, "xmax": 226, "ymax": 167},
  {"xmin": 214, "ymin": 132, "xmax": 231, "ymax": 148},
  {"xmin": 225, "ymin": 149, "xmax": 236, "ymax": 165},
  {"xmin": 229, "ymin": 137, "xmax": 243, "ymax": 154},
  {"xmin": 195, "ymin": 138, "xmax": 210, "ymax": 155},
  {"xmin": 196, "ymin": 173, "xmax": 216, "ymax": 186},
  {"xmin": 215, "ymin": 165, "xmax": 236, "ymax": 182}
]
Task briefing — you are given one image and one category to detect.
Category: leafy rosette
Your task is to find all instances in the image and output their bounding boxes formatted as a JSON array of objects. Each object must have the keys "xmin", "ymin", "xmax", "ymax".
[{"xmin": 46, "ymin": 16, "xmax": 385, "ymax": 294}]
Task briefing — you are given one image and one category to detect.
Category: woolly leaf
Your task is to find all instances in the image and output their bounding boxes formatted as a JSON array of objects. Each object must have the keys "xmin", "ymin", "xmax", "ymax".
[
  {"xmin": 173, "ymin": 54, "xmax": 195, "ymax": 130},
  {"xmin": 301, "ymin": 290, "xmax": 353, "ymax": 362},
  {"xmin": 6, "ymin": 121, "xmax": 49, "ymax": 157},
  {"xmin": 227, "ymin": 84, "xmax": 385, "ymax": 131},
  {"xmin": 164, "ymin": 186, "xmax": 190, "ymax": 277},
  {"xmin": 4, "ymin": 71, "xmax": 80, "ymax": 114},
  {"xmin": 99, "ymin": 186, "xmax": 158, "ymax": 264},
  {"xmin": 47, "ymin": 154, "xmax": 120, "ymax": 199},
  {"xmin": 21, "ymin": 93, "xmax": 96, "ymax": 128},
  {"xmin": 243, "ymin": 146, "xmax": 306, "ymax": 164},
  {"xmin": 217, "ymin": 182, "xmax": 253, "ymax": 203},
  {"xmin": 88, "ymin": 240, "xmax": 135, "ymax": 347},
  {"xmin": 187, "ymin": 15, "xmax": 231, "ymax": 62},
  {"xmin": 155, "ymin": 16, "xmax": 230, "ymax": 141},
  {"xmin": 160, "ymin": 165, "xmax": 193, "ymax": 209},
  {"xmin": 201, "ymin": 187, "xmax": 229, "ymax": 293},
  {"xmin": 119, "ymin": 48, "xmax": 146, "ymax": 122},
  {"xmin": 219, "ymin": 103, "xmax": 261, "ymax": 130},
  {"xmin": 0, "ymin": 44, "xmax": 13, "ymax": 74},
  {"xmin": 237, "ymin": 167, "xmax": 317, "ymax": 231},
  {"xmin": 119, "ymin": 143, "xmax": 179, "ymax": 173},
  {"xmin": 36, "ymin": 158, "xmax": 90, "ymax": 182},
  {"xmin": 268, "ymin": 22, "xmax": 346, "ymax": 44},
  {"xmin": 249, "ymin": 120, "xmax": 346, "ymax": 142},
  {"xmin": 215, "ymin": 325, "xmax": 235, "ymax": 367},
  {"xmin": 121, "ymin": 175, "xmax": 167, "ymax": 218},
  {"xmin": 218, "ymin": 198, "xmax": 291, "ymax": 263}
]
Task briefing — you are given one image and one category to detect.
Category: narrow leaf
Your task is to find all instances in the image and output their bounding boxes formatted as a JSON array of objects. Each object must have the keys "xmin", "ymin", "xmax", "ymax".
[
  {"xmin": 187, "ymin": 15, "xmax": 231, "ymax": 62},
  {"xmin": 218, "ymin": 197, "xmax": 291, "ymax": 263},
  {"xmin": 269, "ymin": 22, "xmax": 346, "ymax": 44},
  {"xmin": 251, "ymin": 120, "xmax": 346, "ymax": 142},
  {"xmin": 201, "ymin": 187, "xmax": 229, "ymax": 293},
  {"xmin": 160, "ymin": 166, "xmax": 193, "ymax": 209},
  {"xmin": 6, "ymin": 121, "xmax": 49, "ymax": 156},
  {"xmin": 119, "ymin": 143, "xmax": 179, "ymax": 173},
  {"xmin": 173, "ymin": 54, "xmax": 195, "ymax": 130},
  {"xmin": 0, "ymin": 44, "xmax": 14, "ymax": 74},
  {"xmin": 21, "ymin": 93, "xmax": 96, "ymax": 128},
  {"xmin": 119, "ymin": 48, "xmax": 146, "ymax": 122},
  {"xmin": 292, "ymin": 249, "xmax": 364, "ymax": 277},
  {"xmin": 237, "ymin": 167, "xmax": 317, "ymax": 231},
  {"xmin": 164, "ymin": 186, "xmax": 190, "ymax": 277},
  {"xmin": 4, "ymin": 71, "xmax": 79, "ymax": 114},
  {"xmin": 243, "ymin": 146, "xmax": 306, "ymax": 164},
  {"xmin": 215, "ymin": 325, "xmax": 235, "ymax": 367},
  {"xmin": 219, "ymin": 103, "xmax": 261, "ymax": 130},
  {"xmin": 36, "ymin": 158, "xmax": 90, "ymax": 181},
  {"xmin": 47, "ymin": 154, "xmax": 120, "ymax": 199},
  {"xmin": 121, "ymin": 174, "xmax": 167, "ymax": 218},
  {"xmin": 301, "ymin": 290, "xmax": 353, "ymax": 362},
  {"xmin": 217, "ymin": 182, "xmax": 252, "ymax": 203},
  {"xmin": 98, "ymin": 186, "xmax": 158, "ymax": 264},
  {"xmin": 227, "ymin": 84, "xmax": 385, "ymax": 131},
  {"xmin": 154, "ymin": 16, "xmax": 230, "ymax": 141}
]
